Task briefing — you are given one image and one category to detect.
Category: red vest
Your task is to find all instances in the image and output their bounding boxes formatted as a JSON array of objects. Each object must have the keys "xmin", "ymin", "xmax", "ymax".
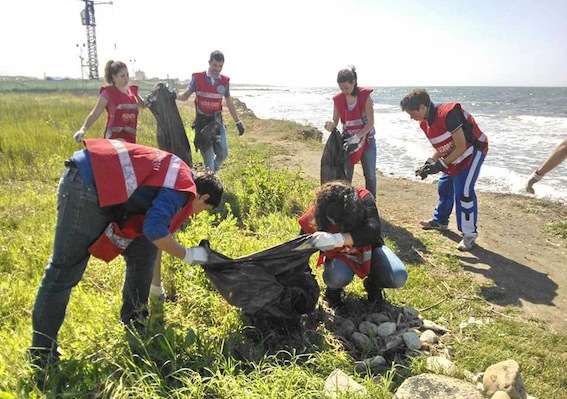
[
  {"xmin": 84, "ymin": 139, "xmax": 197, "ymax": 261},
  {"xmin": 333, "ymin": 87, "xmax": 374, "ymax": 165},
  {"xmin": 298, "ymin": 187, "xmax": 373, "ymax": 278},
  {"xmin": 101, "ymin": 85, "xmax": 139, "ymax": 143},
  {"xmin": 193, "ymin": 72, "xmax": 230, "ymax": 115},
  {"xmin": 420, "ymin": 102, "xmax": 489, "ymax": 175}
]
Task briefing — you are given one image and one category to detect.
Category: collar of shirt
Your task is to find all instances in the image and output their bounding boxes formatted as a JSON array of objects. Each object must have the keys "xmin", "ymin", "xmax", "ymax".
[
  {"xmin": 205, "ymin": 69, "xmax": 219, "ymax": 85},
  {"xmin": 426, "ymin": 102, "xmax": 437, "ymax": 126}
]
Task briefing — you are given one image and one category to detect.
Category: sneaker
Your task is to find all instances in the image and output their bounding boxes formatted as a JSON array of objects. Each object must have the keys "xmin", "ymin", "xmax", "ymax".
[
  {"xmin": 420, "ymin": 219, "xmax": 448, "ymax": 231},
  {"xmin": 323, "ymin": 288, "xmax": 344, "ymax": 308},
  {"xmin": 149, "ymin": 284, "xmax": 167, "ymax": 301},
  {"xmin": 458, "ymin": 236, "xmax": 477, "ymax": 251}
]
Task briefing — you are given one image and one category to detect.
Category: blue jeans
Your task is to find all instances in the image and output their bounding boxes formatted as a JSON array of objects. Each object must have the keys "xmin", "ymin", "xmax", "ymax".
[
  {"xmin": 346, "ymin": 136, "xmax": 377, "ymax": 197},
  {"xmin": 31, "ymin": 167, "xmax": 158, "ymax": 353},
  {"xmin": 323, "ymin": 245, "xmax": 407, "ymax": 290},
  {"xmin": 201, "ymin": 124, "xmax": 228, "ymax": 172},
  {"xmin": 433, "ymin": 150, "xmax": 486, "ymax": 238}
]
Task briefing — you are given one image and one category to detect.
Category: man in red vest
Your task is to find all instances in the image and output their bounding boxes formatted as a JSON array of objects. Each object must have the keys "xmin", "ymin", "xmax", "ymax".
[
  {"xmin": 29, "ymin": 139, "xmax": 223, "ymax": 370},
  {"xmin": 177, "ymin": 50, "xmax": 244, "ymax": 172}
]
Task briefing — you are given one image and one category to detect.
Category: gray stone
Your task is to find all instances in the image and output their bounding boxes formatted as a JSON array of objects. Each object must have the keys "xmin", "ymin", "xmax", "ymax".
[
  {"xmin": 393, "ymin": 373, "xmax": 484, "ymax": 399},
  {"xmin": 324, "ymin": 368, "xmax": 367, "ymax": 398},
  {"xmin": 483, "ymin": 359, "xmax": 527, "ymax": 399}
]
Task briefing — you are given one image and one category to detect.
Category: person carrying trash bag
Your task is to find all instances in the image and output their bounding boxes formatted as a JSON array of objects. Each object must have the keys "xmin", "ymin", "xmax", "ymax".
[
  {"xmin": 29, "ymin": 139, "xmax": 223, "ymax": 370},
  {"xmin": 298, "ymin": 181, "xmax": 407, "ymax": 308}
]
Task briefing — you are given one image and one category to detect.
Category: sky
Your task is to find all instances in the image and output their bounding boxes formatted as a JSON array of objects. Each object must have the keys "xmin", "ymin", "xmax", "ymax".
[{"xmin": 2, "ymin": 0, "xmax": 567, "ymax": 87}]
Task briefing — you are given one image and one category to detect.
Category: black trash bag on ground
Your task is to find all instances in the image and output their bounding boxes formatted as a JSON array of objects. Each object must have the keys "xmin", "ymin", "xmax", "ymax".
[
  {"xmin": 321, "ymin": 127, "xmax": 350, "ymax": 184},
  {"xmin": 193, "ymin": 111, "xmax": 222, "ymax": 153},
  {"xmin": 198, "ymin": 235, "xmax": 320, "ymax": 320},
  {"xmin": 145, "ymin": 83, "xmax": 193, "ymax": 167}
]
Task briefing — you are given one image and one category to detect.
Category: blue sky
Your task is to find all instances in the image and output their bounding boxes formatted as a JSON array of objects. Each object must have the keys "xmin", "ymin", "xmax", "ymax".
[{"xmin": 2, "ymin": 0, "xmax": 566, "ymax": 87}]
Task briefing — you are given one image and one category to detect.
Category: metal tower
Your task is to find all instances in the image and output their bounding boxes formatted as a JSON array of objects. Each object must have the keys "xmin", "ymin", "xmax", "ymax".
[{"xmin": 79, "ymin": 0, "xmax": 113, "ymax": 80}]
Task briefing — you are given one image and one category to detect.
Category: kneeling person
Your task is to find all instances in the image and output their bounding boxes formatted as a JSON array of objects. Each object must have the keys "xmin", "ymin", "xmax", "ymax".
[{"xmin": 298, "ymin": 181, "xmax": 407, "ymax": 307}]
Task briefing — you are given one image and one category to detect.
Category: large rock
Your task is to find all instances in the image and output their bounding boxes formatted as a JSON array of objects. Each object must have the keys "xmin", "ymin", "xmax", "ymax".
[
  {"xmin": 483, "ymin": 359, "xmax": 527, "ymax": 399},
  {"xmin": 324, "ymin": 368, "xmax": 367, "ymax": 398},
  {"xmin": 393, "ymin": 373, "xmax": 484, "ymax": 399}
]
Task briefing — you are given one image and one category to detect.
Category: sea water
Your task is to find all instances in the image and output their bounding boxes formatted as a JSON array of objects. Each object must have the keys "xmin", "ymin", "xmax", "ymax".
[{"xmin": 231, "ymin": 85, "xmax": 567, "ymax": 203}]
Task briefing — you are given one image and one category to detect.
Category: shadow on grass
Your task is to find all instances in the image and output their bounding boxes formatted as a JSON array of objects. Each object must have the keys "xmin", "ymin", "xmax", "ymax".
[{"xmin": 380, "ymin": 219, "xmax": 429, "ymax": 265}]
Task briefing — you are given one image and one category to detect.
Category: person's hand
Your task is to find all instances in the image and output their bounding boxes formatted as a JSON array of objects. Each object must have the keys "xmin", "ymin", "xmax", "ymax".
[
  {"xmin": 415, "ymin": 158, "xmax": 436, "ymax": 180},
  {"xmin": 343, "ymin": 134, "xmax": 361, "ymax": 154},
  {"xmin": 526, "ymin": 170, "xmax": 543, "ymax": 194},
  {"xmin": 416, "ymin": 158, "xmax": 447, "ymax": 179},
  {"xmin": 73, "ymin": 128, "xmax": 86, "ymax": 143},
  {"xmin": 236, "ymin": 121, "xmax": 245, "ymax": 136},
  {"xmin": 183, "ymin": 246, "xmax": 208, "ymax": 265},
  {"xmin": 170, "ymin": 87, "xmax": 178, "ymax": 100},
  {"xmin": 324, "ymin": 121, "xmax": 336, "ymax": 132},
  {"xmin": 311, "ymin": 231, "xmax": 345, "ymax": 251}
]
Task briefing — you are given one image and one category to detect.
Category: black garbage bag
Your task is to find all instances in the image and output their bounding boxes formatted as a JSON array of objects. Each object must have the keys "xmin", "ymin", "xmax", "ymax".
[
  {"xmin": 145, "ymin": 82, "xmax": 193, "ymax": 167},
  {"xmin": 199, "ymin": 235, "xmax": 320, "ymax": 320},
  {"xmin": 320, "ymin": 127, "xmax": 350, "ymax": 184},
  {"xmin": 193, "ymin": 111, "xmax": 222, "ymax": 153}
]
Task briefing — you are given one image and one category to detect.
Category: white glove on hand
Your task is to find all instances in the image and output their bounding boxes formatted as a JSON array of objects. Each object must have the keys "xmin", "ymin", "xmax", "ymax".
[
  {"xmin": 344, "ymin": 134, "xmax": 361, "ymax": 146},
  {"xmin": 526, "ymin": 170, "xmax": 543, "ymax": 194},
  {"xmin": 183, "ymin": 246, "xmax": 208, "ymax": 265},
  {"xmin": 311, "ymin": 232, "xmax": 345, "ymax": 251},
  {"xmin": 73, "ymin": 128, "xmax": 86, "ymax": 143},
  {"xmin": 324, "ymin": 121, "xmax": 336, "ymax": 132}
]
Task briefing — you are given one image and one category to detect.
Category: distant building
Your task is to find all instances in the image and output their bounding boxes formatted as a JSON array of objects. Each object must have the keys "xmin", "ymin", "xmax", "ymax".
[{"xmin": 134, "ymin": 70, "xmax": 146, "ymax": 80}]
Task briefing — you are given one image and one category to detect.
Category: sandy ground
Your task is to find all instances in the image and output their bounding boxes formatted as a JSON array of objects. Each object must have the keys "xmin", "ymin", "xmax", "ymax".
[{"xmin": 239, "ymin": 117, "xmax": 567, "ymax": 332}]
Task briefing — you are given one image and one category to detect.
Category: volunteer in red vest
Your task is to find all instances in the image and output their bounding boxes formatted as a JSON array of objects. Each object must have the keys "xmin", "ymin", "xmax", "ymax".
[
  {"xmin": 298, "ymin": 181, "xmax": 407, "ymax": 308},
  {"xmin": 400, "ymin": 88, "xmax": 489, "ymax": 251},
  {"xmin": 324, "ymin": 66, "xmax": 377, "ymax": 197},
  {"xmin": 176, "ymin": 50, "xmax": 244, "ymax": 172},
  {"xmin": 73, "ymin": 60, "xmax": 146, "ymax": 144},
  {"xmin": 29, "ymin": 139, "xmax": 223, "ymax": 369}
]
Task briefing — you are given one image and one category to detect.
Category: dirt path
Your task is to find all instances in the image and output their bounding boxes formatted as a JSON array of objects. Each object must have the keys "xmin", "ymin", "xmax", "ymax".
[{"xmin": 241, "ymin": 118, "xmax": 567, "ymax": 332}]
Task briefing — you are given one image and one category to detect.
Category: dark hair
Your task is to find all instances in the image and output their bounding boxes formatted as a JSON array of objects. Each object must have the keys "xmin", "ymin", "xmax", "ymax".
[
  {"xmin": 194, "ymin": 171, "xmax": 223, "ymax": 208},
  {"xmin": 337, "ymin": 66, "xmax": 359, "ymax": 96},
  {"xmin": 400, "ymin": 88, "xmax": 431, "ymax": 111},
  {"xmin": 209, "ymin": 50, "xmax": 225, "ymax": 63},
  {"xmin": 104, "ymin": 60, "xmax": 128, "ymax": 84},
  {"xmin": 313, "ymin": 181, "xmax": 363, "ymax": 232}
]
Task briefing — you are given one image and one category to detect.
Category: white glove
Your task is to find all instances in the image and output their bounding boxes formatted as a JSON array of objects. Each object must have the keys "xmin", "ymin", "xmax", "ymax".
[
  {"xmin": 311, "ymin": 232, "xmax": 345, "ymax": 251},
  {"xmin": 526, "ymin": 170, "xmax": 543, "ymax": 194},
  {"xmin": 344, "ymin": 134, "xmax": 361, "ymax": 146},
  {"xmin": 324, "ymin": 121, "xmax": 336, "ymax": 132},
  {"xmin": 73, "ymin": 128, "xmax": 86, "ymax": 143},
  {"xmin": 183, "ymin": 246, "xmax": 208, "ymax": 265}
]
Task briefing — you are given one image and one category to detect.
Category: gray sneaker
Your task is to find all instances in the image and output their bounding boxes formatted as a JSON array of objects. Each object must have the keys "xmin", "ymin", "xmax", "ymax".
[
  {"xmin": 420, "ymin": 219, "xmax": 448, "ymax": 231},
  {"xmin": 458, "ymin": 236, "xmax": 477, "ymax": 251}
]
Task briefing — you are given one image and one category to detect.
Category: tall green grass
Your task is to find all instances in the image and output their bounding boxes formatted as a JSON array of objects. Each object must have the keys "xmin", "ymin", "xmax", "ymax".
[{"xmin": 0, "ymin": 93, "xmax": 566, "ymax": 398}]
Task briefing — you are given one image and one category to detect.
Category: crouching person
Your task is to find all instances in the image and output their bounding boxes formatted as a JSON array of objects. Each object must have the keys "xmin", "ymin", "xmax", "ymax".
[
  {"xmin": 298, "ymin": 181, "xmax": 407, "ymax": 308},
  {"xmin": 30, "ymin": 139, "xmax": 223, "ymax": 369}
]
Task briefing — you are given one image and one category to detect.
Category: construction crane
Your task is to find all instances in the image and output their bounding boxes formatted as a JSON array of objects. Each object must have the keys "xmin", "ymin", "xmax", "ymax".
[{"xmin": 79, "ymin": 0, "xmax": 113, "ymax": 80}]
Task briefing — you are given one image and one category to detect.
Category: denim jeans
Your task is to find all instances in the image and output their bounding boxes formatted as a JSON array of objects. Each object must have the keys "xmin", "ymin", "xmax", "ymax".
[
  {"xmin": 346, "ymin": 136, "xmax": 377, "ymax": 197},
  {"xmin": 201, "ymin": 124, "xmax": 228, "ymax": 172},
  {"xmin": 323, "ymin": 245, "xmax": 407, "ymax": 290},
  {"xmin": 31, "ymin": 167, "xmax": 158, "ymax": 354}
]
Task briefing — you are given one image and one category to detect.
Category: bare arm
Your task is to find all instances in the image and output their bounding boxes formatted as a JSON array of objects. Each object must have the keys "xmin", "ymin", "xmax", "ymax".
[
  {"xmin": 177, "ymin": 89, "xmax": 193, "ymax": 102},
  {"xmin": 536, "ymin": 137, "xmax": 567, "ymax": 176},
  {"xmin": 443, "ymin": 128, "xmax": 468, "ymax": 165},
  {"xmin": 80, "ymin": 95, "xmax": 108, "ymax": 131},
  {"xmin": 354, "ymin": 96, "xmax": 375, "ymax": 139},
  {"xmin": 152, "ymin": 234, "xmax": 186, "ymax": 260},
  {"xmin": 225, "ymin": 96, "xmax": 240, "ymax": 122},
  {"xmin": 136, "ymin": 93, "xmax": 146, "ymax": 109}
]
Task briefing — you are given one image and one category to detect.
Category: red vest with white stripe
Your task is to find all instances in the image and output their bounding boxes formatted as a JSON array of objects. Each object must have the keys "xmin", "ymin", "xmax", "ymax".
[
  {"xmin": 420, "ymin": 102, "xmax": 489, "ymax": 175},
  {"xmin": 85, "ymin": 139, "xmax": 197, "ymax": 261},
  {"xmin": 193, "ymin": 72, "xmax": 229, "ymax": 115},
  {"xmin": 298, "ymin": 187, "xmax": 373, "ymax": 278},
  {"xmin": 101, "ymin": 85, "xmax": 139, "ymax": 143},
  {"xmin": 333, "ymin": 87, "xmax": 374, "ymax": 165}
]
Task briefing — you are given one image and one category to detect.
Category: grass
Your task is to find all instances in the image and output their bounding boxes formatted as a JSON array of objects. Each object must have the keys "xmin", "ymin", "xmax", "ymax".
[{"xmin": 0, "ymin": 92, "xmax": 566, "ymax": 398}]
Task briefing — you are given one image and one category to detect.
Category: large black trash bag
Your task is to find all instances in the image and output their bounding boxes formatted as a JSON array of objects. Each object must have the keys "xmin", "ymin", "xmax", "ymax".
[
  {"xmin": 320, "ymin": 127, "xmax": 350, "ymax": 184},
  {"xmin": 193, "ymin": 111, "xmax": 222, "ymax": 153},
  {"xmin": 145, "ymin": 82, "xmax": 193, "ymax": 167},
  {"xmin": 198, "ymin": 235, "xmax": 320, "ymax": 320}
]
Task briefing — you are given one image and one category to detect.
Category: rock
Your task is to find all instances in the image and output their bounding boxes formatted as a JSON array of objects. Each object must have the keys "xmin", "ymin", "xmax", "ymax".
[
  {"xmin": 420, "ymin": 329, "xmax": 439, "ymax": 345},
  {"xmin": 352, "ymin": 332, "xmax": 372, "ymax": 350},
  {"xmin": 376, "ymin": 322, "xmax": 397, "ymax": 337},
  {"xmin": 492, "ymin": 391, "xmax": 512, "ymax": 399},
  {"xmin": 402, "ymin": 331, "xmax": 422, "ymax": 350},
  {"xmin": 483, "ymin": 359, "xmax": 527, "ymax": 399},
  {"xmin": 359, "ymin": 321, "xmax": 380, "ymax": 336},
  {"xmin": 354, "ymin": 355, "xmax": 387, "ymax": 372},
  {"xmin": 393, "ymin": 373, "xmax": 484, "ymax": 399},
  {"xmin": 337, "ymin": 319, "xmax": 357, "ymax": 337},
  {"xmin": 422, "ymin": 319, "xmax": 450, "ymax": 334},
  {"xmin": 425, "ymin": 356, "xmax": 457, "ymax": 375},
  {"xmin": 402, "ymin": 306, "xmax": 420, "ymax": 318},
  {"xmin": 367, "ymin": 312, "xmax": 391, "ymax": 325},
  {"xmin": 324, "ymin": 368, "xmax": 367, "ymax": 398}
]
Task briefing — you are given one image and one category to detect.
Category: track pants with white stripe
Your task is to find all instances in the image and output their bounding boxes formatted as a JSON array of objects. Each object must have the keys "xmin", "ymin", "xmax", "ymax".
[{"xmin": 432, "ymin": 149, "xmax": 486, "ymax": 238}]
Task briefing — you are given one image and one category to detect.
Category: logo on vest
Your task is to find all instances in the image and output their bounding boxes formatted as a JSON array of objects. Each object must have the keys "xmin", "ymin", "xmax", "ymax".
[{"xmin": 217, "ymin": 85, "xmax": 226, "ymax": 95}]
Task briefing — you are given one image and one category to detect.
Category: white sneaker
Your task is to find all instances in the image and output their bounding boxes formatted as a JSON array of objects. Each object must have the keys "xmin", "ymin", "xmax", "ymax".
[
  {"xmin": 149, "ymin": 284, "xmax": 166, "ymax": 301},
  {"xmin": 458, "ymin": 236, "xmax": 477, "ymax": 251}
]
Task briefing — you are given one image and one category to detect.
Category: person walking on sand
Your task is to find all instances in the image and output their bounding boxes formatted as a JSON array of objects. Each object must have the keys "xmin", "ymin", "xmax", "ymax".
[
  {"xmin": 29, "ymin": 139, "xmax": 223, "ymax": 370},
  {"xmin": 324, "ymin": 66, "xmax": 377, "ymax": 197},
  {"xmin": 74, "ymin": 60, "xmax": 146, "ymax": 144},
  {"xmin": 400, "ymin": 88, "xmax": 489, "ymax": 251},
  {"xmin": 526, "ymin": 136, "xmax": 567, "ymax": 194},
  {"xmin": 298, "ymin": 181, "xmax": 407, "ymax": 308},
  {"xmin": 176, "ymin": 50, "xmax": 244, "ymax": 172}
]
